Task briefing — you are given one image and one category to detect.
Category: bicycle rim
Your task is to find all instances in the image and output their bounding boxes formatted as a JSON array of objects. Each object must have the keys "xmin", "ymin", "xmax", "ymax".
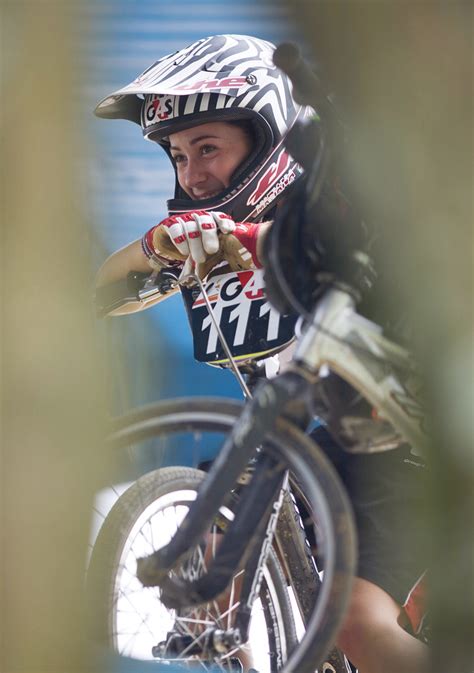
[{"xmin": 88, "ymin": 466, "xmax": 296, "ymax": 672}]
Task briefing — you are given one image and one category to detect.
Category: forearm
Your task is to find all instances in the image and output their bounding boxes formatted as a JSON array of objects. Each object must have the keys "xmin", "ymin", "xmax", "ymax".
[
  {"xmin": 95, "ymin": 239, "xmax": 152, "ymax": 288},
  {"xmin": 94, "ymin": 216, "xmax": 272, "ymax": 316},
  {"xmin": 95, "ymin": 238, "xmax": 173, "ymax": 316}
]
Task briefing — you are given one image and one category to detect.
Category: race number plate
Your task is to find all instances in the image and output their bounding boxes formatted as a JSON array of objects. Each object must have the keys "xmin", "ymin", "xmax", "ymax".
[{"xmin": 180, "ymin": 268, "xmax": 297, "ymax": 366}]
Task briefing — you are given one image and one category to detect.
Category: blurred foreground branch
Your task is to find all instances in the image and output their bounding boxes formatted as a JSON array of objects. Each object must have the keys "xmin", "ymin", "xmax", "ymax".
[
  {"xmin": 286, "ymin": 2, "xmax": 473, "ymax": 670},
  {"xmin": 1, "ymin": 2, "xmax": 111, "ymax": 671}
]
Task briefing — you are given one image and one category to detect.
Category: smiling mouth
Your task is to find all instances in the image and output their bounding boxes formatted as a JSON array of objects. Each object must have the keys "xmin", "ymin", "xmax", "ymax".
[{"xmin": 194, "ymin": 191, "xmax": 219, "ymax": 200}]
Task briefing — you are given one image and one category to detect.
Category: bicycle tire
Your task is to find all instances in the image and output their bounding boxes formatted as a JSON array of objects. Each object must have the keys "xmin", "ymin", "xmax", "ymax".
[
  {"xmin": 98, "ymin": 397, "xmax": 356, "ymax": 673},
  {"xmin": 87, "ymin": 465, "xmax": 297, "ymax": 672}
]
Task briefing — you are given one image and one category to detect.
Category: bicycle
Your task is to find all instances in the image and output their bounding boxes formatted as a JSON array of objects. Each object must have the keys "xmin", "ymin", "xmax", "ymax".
[{"xmin": 87, "ymin": 43, "xmax": 427, "ymax": 673}]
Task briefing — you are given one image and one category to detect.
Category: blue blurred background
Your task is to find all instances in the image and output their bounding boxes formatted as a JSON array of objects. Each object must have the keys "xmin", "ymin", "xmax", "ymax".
[{"xmin": 86, "ymin": 0, "xmax": 300, "ymax": 413}]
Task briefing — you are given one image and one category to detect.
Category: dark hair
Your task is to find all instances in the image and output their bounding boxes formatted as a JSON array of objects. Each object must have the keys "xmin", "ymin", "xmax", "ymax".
[{"xmin": 228, "ymin": 118, "xmax": 256, "ymax": 143}]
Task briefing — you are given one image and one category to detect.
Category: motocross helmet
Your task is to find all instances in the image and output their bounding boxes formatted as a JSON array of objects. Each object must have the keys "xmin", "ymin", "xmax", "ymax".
[{"xmin": 95, "ymin": 34, "xmax": 311, "ymax": 222}]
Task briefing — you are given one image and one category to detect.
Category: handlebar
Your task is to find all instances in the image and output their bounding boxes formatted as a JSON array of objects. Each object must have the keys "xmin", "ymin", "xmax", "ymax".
[{"xmin": 94, "ymin": 267, "xmax": 180, "ymax": 318}]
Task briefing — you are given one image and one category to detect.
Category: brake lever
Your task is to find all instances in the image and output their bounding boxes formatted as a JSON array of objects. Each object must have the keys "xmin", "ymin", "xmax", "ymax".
[{"xmin": 137, "ymin": 266, "xmax": 181, "ymax": 300}]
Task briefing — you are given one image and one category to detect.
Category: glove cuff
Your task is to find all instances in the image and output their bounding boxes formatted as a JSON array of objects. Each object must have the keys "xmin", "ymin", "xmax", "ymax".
[
  {"xmin": 141, "ymin": 226, "xmax": 175, "ymax": 270},
  {"xmin": 234, "ymin": 222, "xmax": 264, "ymax": 268}
]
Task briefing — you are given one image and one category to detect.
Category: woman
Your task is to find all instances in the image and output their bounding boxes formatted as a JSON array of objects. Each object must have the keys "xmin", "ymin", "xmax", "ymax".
[{"xmin": 95, "ymin": 34, "xmax": 429, "ymax": 673}]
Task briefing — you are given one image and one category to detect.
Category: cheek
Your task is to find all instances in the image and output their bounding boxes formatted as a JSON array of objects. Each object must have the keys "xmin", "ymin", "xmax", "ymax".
[
  {"xmin": 221, "ymin": 140, "xmax": 252, "ymax": 186},
  {"xmin": 175, "ymin": 166, "xmax": 183, "ymax": 186},
  {"xmin": 218, "ymin": 155, "xmax": 243, "ymax": 187},
  {"xmin": 175, "ymin": 163, "xmax": 187, "ymax": 182},
  {"xmin": 219, "ymin": 164, "xmax": 234, "ymax": 187}
]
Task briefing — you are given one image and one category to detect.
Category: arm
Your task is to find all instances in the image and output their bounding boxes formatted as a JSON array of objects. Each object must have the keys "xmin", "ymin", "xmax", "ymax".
[
  {"xmin": 95, "ymin": 239, "xmax": 178, "ymax": 316},
  {"xmin": 96, "ymin": 239, "xmax": 151, "ymax": 288},
  {"xmin": 94, "ymin": 211, "xmax": 218, "ymax": 316},
  {"xmin": 95, "ymin": 216, "xmax": 272, "ymax": 316}
]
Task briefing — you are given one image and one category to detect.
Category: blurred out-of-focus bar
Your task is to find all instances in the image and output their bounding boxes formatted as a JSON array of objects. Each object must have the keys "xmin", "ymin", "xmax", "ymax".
[
  {"xmin": 285, "ymin": 3, "xmax": 473, "ymax": 671},
  {"xmin": 1, "ymin": 2, "xmax": 111, "ymax": 671}
]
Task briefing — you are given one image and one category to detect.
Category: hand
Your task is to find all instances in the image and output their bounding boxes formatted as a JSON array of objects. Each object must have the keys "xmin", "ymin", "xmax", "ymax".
[
  {"xmin": 221, "ymin": 221, "xmax": 270, "ymax": 271},
  {"xmin": 142, "ymin": 210, "xmax": 235, "ymax": 278},
  {"xmin": 142, "ymin": 212, "xmax": 270, "ymax": 280},
  {"xmin": 152, "ymin": 210, "xmax": 235, "ymax": 261}
]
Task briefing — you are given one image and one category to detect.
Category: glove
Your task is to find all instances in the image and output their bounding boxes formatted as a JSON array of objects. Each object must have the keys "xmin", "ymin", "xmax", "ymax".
[
  {"xmin": 142, "ymin": 211, "xmax": 269, "ymax": 279},
  {"xmin": 142, "ymin": 210, "xmax": 235, "ymax": 278},
  {"xmin": 220, "ymin": 222, "xmax": 269, "ymax": 271}
]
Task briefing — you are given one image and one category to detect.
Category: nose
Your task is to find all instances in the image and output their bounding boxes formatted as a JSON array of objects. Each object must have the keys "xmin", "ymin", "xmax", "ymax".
[{"xmin": 181, "ymin": 156, "xmax": 207, "ymax": 191}]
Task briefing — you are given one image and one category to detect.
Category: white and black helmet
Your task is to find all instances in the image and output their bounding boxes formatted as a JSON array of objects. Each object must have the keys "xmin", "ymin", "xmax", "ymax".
[{"xmin": 95, "ymin": 34, "xmax": 311, "ymax": 222}]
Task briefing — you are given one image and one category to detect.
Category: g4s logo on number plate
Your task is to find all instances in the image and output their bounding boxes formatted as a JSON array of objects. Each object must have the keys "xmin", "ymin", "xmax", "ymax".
[{"xmin": 180, "ymin": 269, "xmax": 297, "ymax": 366}]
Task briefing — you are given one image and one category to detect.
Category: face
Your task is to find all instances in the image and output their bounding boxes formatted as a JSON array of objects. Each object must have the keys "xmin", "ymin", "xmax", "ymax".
[{"xmin": 169, "ymin": 121, "xmax": 252, "ymax": 200}]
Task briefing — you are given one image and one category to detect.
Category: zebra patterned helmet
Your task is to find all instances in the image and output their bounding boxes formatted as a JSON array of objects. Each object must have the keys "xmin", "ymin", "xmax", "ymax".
[{"xmin": 95, "ymin": 34, "xmax": 309, "ymax": 222}]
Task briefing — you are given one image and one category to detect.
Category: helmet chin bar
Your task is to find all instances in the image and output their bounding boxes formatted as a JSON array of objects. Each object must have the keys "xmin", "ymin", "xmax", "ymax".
[
  {"xmin": 167, "ymin": 151, "xmax": 304, "ymax": 223},
  {"xmin": 167, "ymin": 176, "xmax": 256, "ymax": 222}
]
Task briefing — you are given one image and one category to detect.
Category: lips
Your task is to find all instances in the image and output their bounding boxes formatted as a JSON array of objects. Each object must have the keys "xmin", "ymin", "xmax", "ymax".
[{"xmin": 193, "ymin": 191, "xmax": 219, "ymax": 200}]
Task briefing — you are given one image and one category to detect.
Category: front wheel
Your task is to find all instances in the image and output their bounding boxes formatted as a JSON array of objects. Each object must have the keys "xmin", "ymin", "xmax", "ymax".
[
  {"xmin": 87, "ymin": 466, "xmax": 297, "ymax": 672},
  {"xmin": 89, "ymin": 397, "xmax": 356, "ymax": 673}
]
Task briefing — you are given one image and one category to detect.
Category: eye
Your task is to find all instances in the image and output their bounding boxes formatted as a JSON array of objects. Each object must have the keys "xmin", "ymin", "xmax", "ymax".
[
  {"xmin": 200, "ymin": 144, "xmax": 217, "ymax": 156},
  {"xmin": 171, "ymin": 153, "xmax": 186, "ymax": 165}
]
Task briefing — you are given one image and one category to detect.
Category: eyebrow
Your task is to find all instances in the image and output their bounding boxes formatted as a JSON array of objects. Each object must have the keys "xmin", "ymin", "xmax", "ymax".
[{"xmin": 170, "ymin": 134, "xmax": 220, "ymax": 151}]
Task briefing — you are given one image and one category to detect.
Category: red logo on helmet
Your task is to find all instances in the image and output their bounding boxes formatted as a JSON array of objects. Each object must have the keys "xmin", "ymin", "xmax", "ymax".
[
  {"xmin": 174, "ymin": 76, "xmax": 248, "ymax": 92},
  {"xmin": 247, "ymin": 150, "xmax": 292, "ymax": 207}
]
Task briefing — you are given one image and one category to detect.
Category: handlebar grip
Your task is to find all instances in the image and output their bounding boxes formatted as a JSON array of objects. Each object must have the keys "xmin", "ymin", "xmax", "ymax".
[{"xmin": 273, "ymin": 42, "xmax": 325, "ymax": 110}]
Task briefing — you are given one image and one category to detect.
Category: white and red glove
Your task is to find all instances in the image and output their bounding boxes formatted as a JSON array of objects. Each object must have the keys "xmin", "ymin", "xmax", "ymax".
[
  {"xmin": 142, "ymin": 210, "xmax": 268, "ymax": 279},
  {"xmin": 221, "ymin": 221, "xmax": 265, "ymax": 270}
]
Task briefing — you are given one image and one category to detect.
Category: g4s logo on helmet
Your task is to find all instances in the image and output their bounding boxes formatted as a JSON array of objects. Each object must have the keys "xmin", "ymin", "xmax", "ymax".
[{"xmin": 144, "ymin": 95, "xmax": 174, "ymax": 124}]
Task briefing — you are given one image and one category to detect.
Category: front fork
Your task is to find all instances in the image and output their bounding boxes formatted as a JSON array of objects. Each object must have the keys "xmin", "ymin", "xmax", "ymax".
[
  {"xmin": 136, "ymin": 367, "xmax": 316, "ymax": 594},
  {"xmin": 233, "ymin": 470, "xmax": 290, "ymax": 642}
]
